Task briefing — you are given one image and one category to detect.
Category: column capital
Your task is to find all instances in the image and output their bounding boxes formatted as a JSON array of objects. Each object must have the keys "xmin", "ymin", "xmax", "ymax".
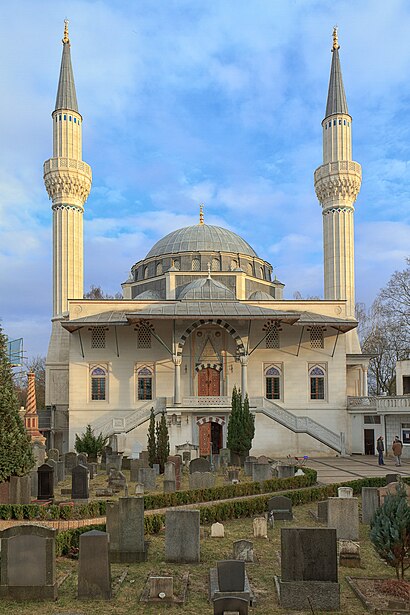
[
  {"xmin": 173, "ymin": 355, "xmax": 182, "ymax": 366},
  {"xmin": 239, "ymin": 354, "xmax": 249, "ymax": 366}
]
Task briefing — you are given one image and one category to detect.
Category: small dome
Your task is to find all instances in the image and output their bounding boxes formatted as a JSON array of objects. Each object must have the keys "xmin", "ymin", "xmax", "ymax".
[
  {"xmin": 134, "ymin": 290, "xmax": 162, "ymax": 300},
  {"xmin": 179, "ymin": 277, "xmax": 235, "ymax": 300},
  {"xmin": 146, "ymin": 224, "xmax": 257, "ymax": 258},
  {"xmin": 248, "ymin": 291, "xmax": 273, "ymax": 300}
]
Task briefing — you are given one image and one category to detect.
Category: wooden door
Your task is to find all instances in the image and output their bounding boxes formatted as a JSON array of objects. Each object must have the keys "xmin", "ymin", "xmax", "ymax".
[
  {"xmin": 199, "ymin": 422, "xmax": 212, "ymax": 456},
  {"xmin": 198, "ymin": 368, "xmax": 220, "ymax": 396}
]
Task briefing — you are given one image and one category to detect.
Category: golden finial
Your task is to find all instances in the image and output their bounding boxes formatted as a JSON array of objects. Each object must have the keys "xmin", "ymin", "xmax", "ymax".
[
  {"xmin": 332, "ymin": 26, "xmax": 339, "ymax": 51},
  {"xmin": 207, "ymin": 262, "xmax": 211, "ymax": 279},
  {"xmin": 62, "ymin": 19, "xmax": 70, "ymax": 44},
  {"xmin": 199, "ymin": 203, "xmax": 204, "ymax": 225}
]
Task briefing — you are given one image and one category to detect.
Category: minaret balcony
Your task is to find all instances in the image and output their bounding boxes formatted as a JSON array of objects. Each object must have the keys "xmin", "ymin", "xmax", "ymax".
[
  {"xmin": 43, "ymin": 157, "xmax": 92, "ymax": 179},
  {"xmin": 314, "ymin": 160, "xmax": 361, "ymax": 183}
]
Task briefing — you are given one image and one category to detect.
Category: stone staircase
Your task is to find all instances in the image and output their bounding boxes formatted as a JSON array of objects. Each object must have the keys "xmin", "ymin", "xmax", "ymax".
[
  {"xmin": 251, "ymin": 397, "xmax": 346, "ymax": 454},
  {"xmin": 89, "ymin": 398, "xmax": 166, "ymax": 438}
]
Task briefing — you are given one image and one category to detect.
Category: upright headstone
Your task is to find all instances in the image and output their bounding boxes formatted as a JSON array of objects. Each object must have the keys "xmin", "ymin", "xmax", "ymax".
[
  {"xmin": 233, "ymin": 540, "xmax": 254, "ymax": 562},
  {"xmin": 139, "ymin": 450, "xmax": 149, "ymax": 466},
  {"xmin": 47, "ymin": 458, "xmax": 58, "ymax": 487},
  {"xmin": 327, "ymin": 497, "xmax": 359, "ymax": 540},
  {"xmin": 189, "ymin": 471, "xmax": 215, "ymax": 490},
  {"xmin": 167, "ymin": 455, "xmax": 182, "ymax": 490},
  {"xmin": 228, "ymin": 469, "xmax": 239, "ymax": 482},
  {"xmin": 219, "ymin": 448, "xmax": 231, "ymax": 466},
  {"xmin": 56, "ymin": 460, "xmax": 65, "ymax": 483},
  {"xmin": 244, "ymin": 456, "xmax": 257, "ymax": 476},
  {"xmin": 361, "ymin": 487, "xmax": 380, "ymax": 524},
  {"xmin": 253, "ymin": 517, "xmax": 267, "ymax": 539},
  {"xmin": 153, "ymin": 463, "xmax": 160, "ymax": 475},
  {"xmin": 217, "ymin": 560, "xmax": 245, "ymax": 592},
  {"xmin": 252, "ymin": 463, "xmax": 272, "ymax": 483},
  {"xmin": 71, "ymin": 464, "xmax": 89, "ymax": 500},
  {"xmin": 165, "ymin": 510, "xmax": 200, "ymax": 563},
  {"xmin": 64, "ymin": 451, "xmax": 78, "ymax": 474},
  {"xmin": 138, "ymin": 467, "xmax": 156, "ymax": 491},
  {"xmin": 32, "ymin": 442, "xmax": 46, "ymax": 466},
  {"xmin": 37, "ymin": 463, "xmax": 54, "ymax": 500},
  {"xmin": 339, "ymin": 540, "xmax": 361, "ymax": 568},
  {"xmin": 0, "ymin": 525, "xmax": 57, "ymax": 600},
  {"xmin": 386, "ymin": 473, "xmax": 400, "ymax": 484},
  {"xmin": 106, "ymin": 452, "xmax": 123, "ymax": 474},
  {"xmin": 338, "ymin": 487, "xmax": 353, "ymax": 498},
  {"xmin": 257, "ymin": 455, "xmax": 270, "ymax": 464},
  {"xmin": 277, "ymin": 528, "xmax": 339, "ymax": 610},
  {"xmin": 164, "ymin": 461, "xmax": 176, "ymax": 493},
  {"xmin": 317, "ymin": 500, "xmax": 328, "ymax": 523},
  {"xmin": 9, "ymin": 476, "xmax": 31, "ymax": 505},
  {"xmin": 130, "ymin": 459, "xmax": 143, "ymax": 482},
  {"xmin": 189, "ymin": 457, "xmax": 211, "ymax": 474},
  {"xmin": 211, "ymin": 522, "xmax": 225, "ymax": 538},
  {"xmin": 78, "ymin": 530, "xmax": 111, "ymax": 599},
  {"xmin": 77, "ymin": 452, "xmax": 88, "ymax": 466},
  {"xmin": 30, "ymin": 469, "xmax": 38, "ymax": 499},
  {"xmin": 47, "ymin": 448, "xmax": 59, "ymax": 463},
  {"xmin": 268, "ymin": 495, "xmax": 293, "ymax": 521},
  {"xmin": 106, "ymin": 497, "xmax": 147, "ymax": 562},
  {"xmin": 135, "ymin": 483, "xmax": 144, "ymax": 495},
  {"xmin": 277, "ymin": 465, "xmax": 295, "ymax": 479}
]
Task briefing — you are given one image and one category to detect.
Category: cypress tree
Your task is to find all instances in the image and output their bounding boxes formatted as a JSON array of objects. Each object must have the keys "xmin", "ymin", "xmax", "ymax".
[
  {"xmin": 227, "ymin": 387, "xmax": 255, "ymax": 458},
  {"xmin": 0, "ymin": 326, "xmax": 34, "ymax": 482},
  {"xmin": 156, "ymin": 411, "xmax": 170, "ymax": 473},
  {"xmin": 147, "ymin": 407, "xmax": 156, "ymax": 467}
]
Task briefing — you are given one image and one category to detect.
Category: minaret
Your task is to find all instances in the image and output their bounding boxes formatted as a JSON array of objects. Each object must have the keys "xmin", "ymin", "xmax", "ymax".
[
  {"xmin": 44, "ymin": 20, "xmax": 92, "ymax": 316},
  {"xmin": 314, "ymin": 28, "xmax": 361, "ymax": 318}
]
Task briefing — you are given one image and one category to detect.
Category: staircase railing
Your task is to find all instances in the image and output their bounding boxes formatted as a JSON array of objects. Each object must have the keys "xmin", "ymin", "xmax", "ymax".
[{"xmin": 89, "ymin": 398, "xmax": 166, "ymax": 438}]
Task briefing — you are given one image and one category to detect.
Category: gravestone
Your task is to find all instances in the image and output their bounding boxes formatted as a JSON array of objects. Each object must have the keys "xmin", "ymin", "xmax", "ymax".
[
  {"xmin": 386, "ymin": 473, "xmax": 400, "ymax": 484},
  {"xmin": 153, "ymin": 463, "xmax": 160, "ymax": 475},
  {"xmin": 30, "ymin": 469, "xmax": 38, "ymax": 499},
  {"xmin": 189, "ymin": 471, "xmax": 215, "ymax": 490},
  {"xmin": 190, "ymin": 457, "xmax": 211, "ymax": 474},
  {"xmin": 77, "ymin": 453, "xmax": 88, "ymax": 466},
  {"xmin": 106, "ymin": 452, "xmax": 123, "ymax": 474},
  {"xmin": 165, "ymin": 510, "xmax": 200, "ymax": 563},
  {"xmin": 252, "ymin": 463, "xmax": 271, "ymax": 483},
  {"xmin": 276, "ymin": 527, "xmax": 340, "ymax": 610},
  {"xmin": 130, "ymin": 459, "xmax": 143, "ymax": 482},
  {"xmin": 138, "ymin": 467, "xmax": 156, "ymax": 491},
  {"xmin": 32, "ymin": 442, "xmax": 46, "ymax": 466},
  {"xmin": 338, "ymin": 486, "xmax": 353, "ymax": 498},
  {"xmin": 244, "ymin": 456, "xmax": 257, "ymax": 476},
  {"xmin": 339, "ymin": 540, "xmax": 361, "ymax": 568},
  {"xmin": 378, "ymin": 481, "xmax": 410, "ymax": 506},
  {"xmin": 47, "ymin": 458, "xmax": 59, "ymax": 487},
  {"xmin": 212, "ymin": 454, "xmax": 220, "ymax": 470},
  {"xmin": 218, "ymin": 560, "xmax": 245, "ymax": 592},
  {"xmin": 78, "ymin": 530, "xmax": 111, "ymax": 599},
  {"xmin": 87, "ymin": 462, "xmax": 97, "ymax": 479},
  {"xmin": 213, "ymin": 596, "xmax": 248, "ymax": 615},
  {"xmin": 233, "ymin": 540, "xmax": 254, "ymax": 562},
  {"xmin": 47, "ymin": 448, "xmax": 59, "ymax": 462},
  {"xmin": 317, "ymin": 500, "xmax": 328, "ymax": 523},
  {"xmin": 9, "ymin": 476, "xmax": 31, "ymax": 504},
  {"xmin": 64, "ymin": 451, "xmax": 78, "ymax": 474},
  {"xmin": 361, "ymin": 487, "xmax": 380, "ymax": 524},
  {"xmin": 107, "ymin": 469, "xmax": 127, "ymax": 492},
  {"xmin": 164, "ymin": 462, "xmax": 176, "ymax": 493},
  {"xmin": 0, "ymin": 525, "xmax": 57, "ymax": 600},
  {"xmin": 37, "ymin": 463, "xmax": 54, "ymax": 500},
  {"xmin": 268, "ymin": 495, "xmax": 293, "ymax": 521},
  {"xmin": 327, "ymin": 497, "xmax": 359, "ymax": 540},
  {"xmin": 135, "ymin": 483, "xmax": 144, "ymax": 495},
  {"xmin": 106, "ymin": 497, "xmax": 147, "ymax": 562},
  {"xmin": 149, "ymin": 576, "xmax": 173, "ymax": 601},
  {"xmin": 71, "ymin": 464, "xmax": 89, "ymax": 500},
  {"xmin": 182, "ymin": 451, "xmax": 191, "ymax": 464},
  {"xmin": 219, "ymin": 448, "xmax": 231, "ymax": 466},
  {"xmin": 257, "ymin": 455, "xmax": 269, "ymax": 464},
  {"xmin": 211, "ymin": 522, "xmax": 225, "ymax": 537},
  {"xmin": 277, "ymin": 465, "xmax": 295, "ymax": 479},
  {"xmin": 253, "ymin": 517, "xmax": 267, "ymax": 539},
  {"xmin": 56, "ymin": 460, "xmax": 65, "ymax": 483},
  {"xmin": 228, "ymin": 469, "xmax": 239, "ymax": 482},
  {"xmin": 167, "ymin": 455, "xmax": 182, "ymax": 489},
  {"xmin": 139, "ymin": 450, "xmax": 149, "ymax": 465}
]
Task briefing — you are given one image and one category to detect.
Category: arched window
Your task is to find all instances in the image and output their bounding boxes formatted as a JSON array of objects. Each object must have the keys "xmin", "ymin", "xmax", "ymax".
[
  {"xmin": 247, "ymin": 262, "xmax": 253, "ymax": 276},
  {"xmin": 265, "ymin": 366, "xmax": 281, "ymax": 400},
  {"xmin": 137, "ymin": 366, "xmax": 152, "ymax": 400},
  {"xmin": 156, "ymin": 262, "xmax": 163, "ymax": 276},
  {"xmin": 143, "ymin": 266, "xmax": 149, "ymax": 279},
  {"xmin": 173, "ymin": 259, "xmax": 181, "ymax": 271},
  {"xmin": 309, "ymin": 365, "xmax": 325, "ymax": 400},
  {"xmin": 259, "ymin": 266, "xmax": 264, "ymax": 279},
  {"xmin": 211, "ymin": 257, "xmax": 220, "ymax": 271},
  {"xmin": 90, "ymin": 366, "xmax": 107, "ymax": 401},
  {"xmin": 192, "ymin": 257, "xmax": 200, "ymax": 271}
]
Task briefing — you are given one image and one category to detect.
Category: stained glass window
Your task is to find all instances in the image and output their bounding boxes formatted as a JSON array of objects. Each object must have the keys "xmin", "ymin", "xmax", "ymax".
[
  {"xmin": 138, "ymin": 367, "xmax": 152, "ymax": 400},
  {"xmin": 91, "ymin": 366, "xmax": 106, "ymax": 400},
  {"xmin": 266, "ymin": 366, "xmax": 281, "ymax": 400},
  {"xmin": 310, "ymin": 366, "xmax": 325, "ymax": 400}
]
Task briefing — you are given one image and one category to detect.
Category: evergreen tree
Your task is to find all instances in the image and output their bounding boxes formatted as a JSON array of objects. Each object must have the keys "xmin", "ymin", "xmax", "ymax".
[
  {"xmin": 147, "ymin": 407, "xmax": 156, "ymax": 467},
  {"xmin": 74, "ymin": 424, "xmax": 107, "ymax": 458},
  {"xmin": 227, "ymin": 387, "xmax": 255, "ymax": 458},
  {"xmin": 0, "ymin": 326, "xmax": 34, "ymax": 482},
  {"xmin": 156, "ymin": 411, "xmax": 170, "ymax": 473},
  {"xmin": 370, "ymin": 483, "xmax": 410, "ymax": 579}
]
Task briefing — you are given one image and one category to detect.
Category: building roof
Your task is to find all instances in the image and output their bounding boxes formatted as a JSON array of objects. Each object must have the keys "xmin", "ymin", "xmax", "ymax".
[
  {"xmin": 55, "ymin": 29, "xmax": 78, "ymax": 112},
  {"xmin": 145, "ymin": 224, "xmax": 258, "ymax": 258},
  {"xmin": 179, "ymin": 277, "xmax": 235, "ymax": 300},
  {"xmin": 325, "ymin": 33, "xmax": 348, "ymax": 117},
  {"xmin": 134, "ymin": 290, "xmax": 162, "ymax": 300},
  {"xmin": 248, "ymin": 291, "xmax": 274, "ymax": 300}
]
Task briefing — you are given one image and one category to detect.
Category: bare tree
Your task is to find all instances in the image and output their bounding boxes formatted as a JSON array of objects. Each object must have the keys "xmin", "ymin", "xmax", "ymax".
[{"xmin": 84, "ymin": 285, "xmax": 122, "ymax": 300}]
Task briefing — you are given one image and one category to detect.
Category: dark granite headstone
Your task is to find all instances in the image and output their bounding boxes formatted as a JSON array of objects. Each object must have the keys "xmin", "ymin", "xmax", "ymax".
[
  {"xmin": 0, "ymin": 525, "xmax": 57, "ymax": 600},
  {"xmin": 217, "ymin": 560, "xmax": 245, "ymax": 592},
  {"xmin": 386, "ymin": 473, "xmax": 400, "ymax": 484},
  {"xmin": 78, "ymin": 530, "xmax": 111, "ymax": 599},
  {"xmin": 37, "ymin": 463, "xmax": 54, "ymax": 500},
  {"xmin": 281, "ymin": 528, "xmax": 337, "ymax": 582},
  {"xmin": 268, "ymin": 495, "xmax": 293, "ymax": 521},
  {"xmin": 189, "ymin": 457, "xmax": 211, "ymax": 474},
  {"xmin": 71, "ymin": 464, "xmax": 89, "ymax": 500},
  {"xmin": 64, "ymin": 452, "xmax": 77, "ymax": 474}
]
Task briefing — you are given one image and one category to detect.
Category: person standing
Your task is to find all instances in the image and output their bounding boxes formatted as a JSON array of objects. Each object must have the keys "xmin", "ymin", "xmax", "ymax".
[
  {"xmin": 376, "ymin": 436, "xmax": 385, "ymax": 465},
  {"xmin": 392, "ymin": 436, "xmax": 403, "ymax": 466}
]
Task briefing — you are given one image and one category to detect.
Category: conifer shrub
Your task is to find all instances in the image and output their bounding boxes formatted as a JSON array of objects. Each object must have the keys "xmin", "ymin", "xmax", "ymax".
[
  {"xmin": 74, "ymin": 424, "xmax": 107, "ymax": 458},
  {"xmin": 227, "ymin": 387, "xmax": 255, "ymax": 458}
]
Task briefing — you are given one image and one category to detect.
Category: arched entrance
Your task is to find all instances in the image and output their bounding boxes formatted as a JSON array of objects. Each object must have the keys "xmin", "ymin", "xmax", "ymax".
[
  {"xmin": 198, "ymin": 366, "xmax": 221, "ymax": 396},
  {"xmin": 197, "ymin": 416, "xmax": 225, "ymax": 456}
]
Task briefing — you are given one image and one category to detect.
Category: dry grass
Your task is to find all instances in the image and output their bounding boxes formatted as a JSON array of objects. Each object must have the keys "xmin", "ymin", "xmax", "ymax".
[{"xmin": 0, "ymin": 498, "xmax": 397, "ymax": 615}]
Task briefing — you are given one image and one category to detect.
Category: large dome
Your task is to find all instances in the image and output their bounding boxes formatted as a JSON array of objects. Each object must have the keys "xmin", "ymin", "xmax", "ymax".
[{"xmin": 146, "ymin": 224, "xmax": 258, "ymax": 258}]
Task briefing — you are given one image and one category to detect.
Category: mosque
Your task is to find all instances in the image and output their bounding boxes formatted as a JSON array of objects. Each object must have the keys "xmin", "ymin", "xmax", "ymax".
[{"xmin": 44, "ymin": 22, "xmax": 374, "ymax": 458}]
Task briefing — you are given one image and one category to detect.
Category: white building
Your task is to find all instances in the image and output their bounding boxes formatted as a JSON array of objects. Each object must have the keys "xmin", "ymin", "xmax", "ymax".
[{"xmin": 44, "ymin": 24, "xmax": 380, "ymax": 458}]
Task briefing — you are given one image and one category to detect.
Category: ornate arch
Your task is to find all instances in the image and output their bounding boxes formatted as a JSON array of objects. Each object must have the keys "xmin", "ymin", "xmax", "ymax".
[
  {"xmin": 195, "ymin": 363, "xmax": 222, "ymax": 372},
  {"xmin": 177, "ymin": 319, "xmax": 245, "ymax": 356},
  {"xmin": 196, "ymin": 416, "xmax": 225, "ymax": 426}
]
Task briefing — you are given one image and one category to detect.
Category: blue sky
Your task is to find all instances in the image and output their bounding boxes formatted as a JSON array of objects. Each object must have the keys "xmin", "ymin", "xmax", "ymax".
[{"xmin": 1, "ymin": 0, "xmax": 409, "ymax": 359}]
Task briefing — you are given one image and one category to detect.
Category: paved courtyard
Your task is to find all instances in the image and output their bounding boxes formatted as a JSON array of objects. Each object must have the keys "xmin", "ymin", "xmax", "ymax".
[{"xmin": 306, "ymin": 454, "xmax": 410, "ymax": 484}]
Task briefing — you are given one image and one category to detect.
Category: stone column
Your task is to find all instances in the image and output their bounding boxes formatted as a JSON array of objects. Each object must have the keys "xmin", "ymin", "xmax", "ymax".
[
  {"xmin": 240, "ymin": 354, "xmax": 249, "ymax": 400},
  {"xmin": 363, "ymin": 366, "xmax": 368, "ymax": 396},
  {"xmin": 173, "ymin": 355, "xmax": 182, "ymax": 405}
]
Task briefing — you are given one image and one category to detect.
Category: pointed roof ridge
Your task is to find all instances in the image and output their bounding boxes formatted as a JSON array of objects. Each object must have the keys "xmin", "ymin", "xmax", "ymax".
[
  {"xmin": 55, "ymin": 20, "xmax": 78, "ymax": 113},
  {"xmin": 325, "ymin": 27, "xmax": 348, "ymax": 118}
]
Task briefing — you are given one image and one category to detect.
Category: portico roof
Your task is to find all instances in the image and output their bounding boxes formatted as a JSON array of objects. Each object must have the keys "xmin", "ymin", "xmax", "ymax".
[{"xmin": 61, "ymin": 302, "xmax": 357, "ymax": 332}]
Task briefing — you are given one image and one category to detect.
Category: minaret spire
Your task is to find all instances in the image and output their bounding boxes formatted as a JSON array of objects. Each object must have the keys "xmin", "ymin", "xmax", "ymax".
[
  {"xmin": 55, "ymin": 19, "xmax": 78, "ymax": 113},
  {"xmin": 314, "ymin": 28, "xmax": 362, "ymax": 319}
]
